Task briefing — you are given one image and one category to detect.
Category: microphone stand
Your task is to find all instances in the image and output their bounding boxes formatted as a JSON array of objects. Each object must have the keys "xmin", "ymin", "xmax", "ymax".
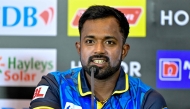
[
  {"xmin": 90, "ymin": 67, "xmax": 95, "ymax": 109},
  {"xmin": 89, "ymin": 66, "xmax": 99, "ymax": 109}
]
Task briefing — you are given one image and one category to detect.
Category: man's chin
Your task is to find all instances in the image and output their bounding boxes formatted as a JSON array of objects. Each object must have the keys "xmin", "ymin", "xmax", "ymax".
[{"xmin": 94, "ymin": 69, "xmax": 112, "ymax": 80}]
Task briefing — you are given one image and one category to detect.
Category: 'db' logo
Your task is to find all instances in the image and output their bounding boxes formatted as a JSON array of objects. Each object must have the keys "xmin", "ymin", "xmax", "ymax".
[
  {"xmin": 159, "ymin": 58, "xmax": 182, "ymax": 81},
  {"xmin": 3, "ymin": 6, "xmax": 55, "ymax": 27}
]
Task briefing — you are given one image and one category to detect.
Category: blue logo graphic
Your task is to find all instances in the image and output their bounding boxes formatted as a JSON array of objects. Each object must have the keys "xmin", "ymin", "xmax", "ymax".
[
  {"xmin": 157, "ymin": 50, "xmax": 190, "ymax": 89},
  {"xmin": 1, "ymin": 6, "xmax": 54, "ymax": 27},
  {"xmin": 3, "ymin": 7, "xmax": 37, "ymax": 27}
]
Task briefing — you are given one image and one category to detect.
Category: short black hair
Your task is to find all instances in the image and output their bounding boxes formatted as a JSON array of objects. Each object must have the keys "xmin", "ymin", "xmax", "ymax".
[{"xmin": 78, "ymin": 5, "xmax": 130, "ymax": 44}]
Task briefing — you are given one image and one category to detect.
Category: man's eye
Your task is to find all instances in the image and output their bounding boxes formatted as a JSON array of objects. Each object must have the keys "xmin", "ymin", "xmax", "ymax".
[
  {"xmin": 85, "ymin": 40, "xmax": 94, "ymax": 44},
  {"xmin": 105, "ymin": 41, "xmax": 115, "ymax": 45}
]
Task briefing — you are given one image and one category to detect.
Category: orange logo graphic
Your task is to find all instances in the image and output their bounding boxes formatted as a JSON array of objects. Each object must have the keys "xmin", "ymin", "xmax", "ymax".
[
  {"xmin": 0, "ymin": 56, "xmax": 5, "ymax": 66},
  {"xmin": 116, "ymin": 7, "xmax": 142, "ymax": 26},
  {"xmin": 0, "ymin": 56, "xmax": 5, "ymax": 73},
  {"xmin": 72, "ymin": 7, "xmax": 142, "ymax": 27}
]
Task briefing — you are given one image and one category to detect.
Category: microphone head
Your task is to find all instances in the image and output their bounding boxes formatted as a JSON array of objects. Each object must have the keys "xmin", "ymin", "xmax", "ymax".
[{"xmin": 88, "ymin": 65, "xmax": 99, "ymax": 76}]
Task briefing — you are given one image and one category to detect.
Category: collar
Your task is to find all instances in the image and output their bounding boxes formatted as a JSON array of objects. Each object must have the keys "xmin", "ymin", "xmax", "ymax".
[{"xmin": 78, "ymin": 68, "xmax": 129, "ymax": 96}]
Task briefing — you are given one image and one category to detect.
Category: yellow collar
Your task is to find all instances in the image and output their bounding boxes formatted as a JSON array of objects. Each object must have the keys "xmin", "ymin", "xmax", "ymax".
[{"xmin": 78, "ymin": 68, "xmax": 129, "ymax": 96}]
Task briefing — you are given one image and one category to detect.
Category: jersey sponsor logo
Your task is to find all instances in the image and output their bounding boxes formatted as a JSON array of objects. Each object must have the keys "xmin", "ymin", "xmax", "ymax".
[
  {"xmin": 0, "ymin": 48, "xmax": 56, "ymax": 86},
  {"xmin": 67, "ymin": 0, "xmax": 146, "ymax": 37},
  {"xmin": 0, "ymin": 0, "xmax": 57, "ymax": 36},
  {"xmin": 157, "ymin": 50, "xmax": 190, "ymax": 89},
  {"xmin": 64, "ymin": 102, "xmax": 82, "ymax": 109},
  {"xmin": 32, "ymin": 86, "xmax": 49, "ymax": 100}
]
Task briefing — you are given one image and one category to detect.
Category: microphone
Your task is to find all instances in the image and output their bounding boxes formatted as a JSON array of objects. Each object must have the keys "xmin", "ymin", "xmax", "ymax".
[
  {"xmin": 89, "ymin": 65, "xmax": 99, "ymax": 76},
  {"xmin": 88, "ymin": 65, "xmax": 99, "ymax": 109}
]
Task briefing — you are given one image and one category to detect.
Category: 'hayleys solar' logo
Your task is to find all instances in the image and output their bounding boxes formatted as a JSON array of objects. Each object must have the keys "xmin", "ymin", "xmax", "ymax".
[
  {"xmin": 0, "ymin": 49, "xmax": 56, "ymax": 86},
  {"xmin": 157, "ymin": 50, "xmax": 190, "ymax": 89}
]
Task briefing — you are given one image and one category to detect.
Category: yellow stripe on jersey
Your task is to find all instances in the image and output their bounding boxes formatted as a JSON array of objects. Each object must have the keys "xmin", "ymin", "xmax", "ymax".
[
  {"xmin": 97, "ymin": 101, "xmax": 103, "ymax": 109},
  {"xmin": 33, "ymin": 106, "xmax": 54, "ymax": 109},
  {"xmin": 78, "ymin": 72, "xmax": 92, "ymax": 96},
  {"xmin": 112, "ymin": 74, "xmax": 129, "ymax": 95}
]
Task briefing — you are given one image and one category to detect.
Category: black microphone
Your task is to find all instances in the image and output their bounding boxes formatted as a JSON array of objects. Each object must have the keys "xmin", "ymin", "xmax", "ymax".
[
  {"xmin": 89, "ymin": 65, "xmax": 99, "ymax": 76},
  {"xmin": 88, "ymin": 65, "xmax": 99, "ymax": 109}
]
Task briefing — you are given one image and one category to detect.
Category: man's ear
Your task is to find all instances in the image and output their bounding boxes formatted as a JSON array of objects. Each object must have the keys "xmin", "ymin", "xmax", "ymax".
[
  {"xmin": 121, "ymin": 43, "xmax": 130, "ymax": 60},
  {"xmin": 75, "ymin": 41, "xmax": 81, "ymax": 54}
]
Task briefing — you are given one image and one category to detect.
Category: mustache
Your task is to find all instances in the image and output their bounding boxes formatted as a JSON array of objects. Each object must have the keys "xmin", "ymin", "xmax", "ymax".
[{"xmin": 88, "ymin": 54, "xmax": 109, "ymax": 63}]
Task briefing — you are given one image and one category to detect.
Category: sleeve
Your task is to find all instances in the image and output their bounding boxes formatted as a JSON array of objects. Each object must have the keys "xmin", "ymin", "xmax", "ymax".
[
  {"xmin": 29, "ymin": 73, "xmax": 61, "ymax": 109},
  {"xmin": 141, "ymin": 89, "xmax": 168, "ymax": 109}
]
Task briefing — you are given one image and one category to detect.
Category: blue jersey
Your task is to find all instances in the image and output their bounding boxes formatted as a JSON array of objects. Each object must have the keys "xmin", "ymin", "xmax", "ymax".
[{"xmin": 29, "ymin": 67, "xmax": 167, "ymax": 109}]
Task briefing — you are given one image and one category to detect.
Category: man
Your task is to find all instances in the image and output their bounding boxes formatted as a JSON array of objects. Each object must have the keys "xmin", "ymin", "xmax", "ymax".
[{"xmin": 29, "ymin": 5, "xmax": 167, "ymax": 109}]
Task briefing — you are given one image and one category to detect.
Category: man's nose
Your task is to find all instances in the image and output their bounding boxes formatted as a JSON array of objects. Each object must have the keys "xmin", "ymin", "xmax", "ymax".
[{"xmin": 94, "ymin": 42, "xmax": 106, "ymax": 54}]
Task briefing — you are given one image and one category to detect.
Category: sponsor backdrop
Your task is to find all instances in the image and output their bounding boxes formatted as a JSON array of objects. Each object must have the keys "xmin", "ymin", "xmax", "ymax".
[{"xmin": 0, "ymin": 0, "xmax": 189, "ymax": 108}]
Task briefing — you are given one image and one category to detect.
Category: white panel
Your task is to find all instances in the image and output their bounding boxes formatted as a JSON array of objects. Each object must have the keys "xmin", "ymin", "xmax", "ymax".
[{"xmin": 0, "ymin": 0, "xmax": 57, "ymax": 36}]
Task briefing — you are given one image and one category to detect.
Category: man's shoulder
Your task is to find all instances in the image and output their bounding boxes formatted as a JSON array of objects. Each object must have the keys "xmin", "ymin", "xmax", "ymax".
[
  {"xmin": 48, "ymin": 67, "xmax": 82, "ymax": 84},
  {"xmin": 50, "ymin": 67, "xmax": 82, "ymax": 77},
  {"xmin": 127, "ymin": 76, "xmax": 167, "ymax": 109},
  {"xmin": 141, "ymin": 89, "xmax": 167, "ymax": 109},
  {"xmin": 128, "ymin": 75, "xmax": 151, "ymax": 92}
]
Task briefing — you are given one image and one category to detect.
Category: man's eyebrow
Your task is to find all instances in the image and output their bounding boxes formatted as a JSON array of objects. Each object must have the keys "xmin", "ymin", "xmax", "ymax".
[
  {"xmin": 84, "ymin": 35, "xmax": 95, "ymax": 39},
  {"xmin": 104, "ymin": 36, "xmax": 117, "ymax": 40},
  {"xmin": 83, "ymin": 35, "xmax": 117, "ymax": 40}
]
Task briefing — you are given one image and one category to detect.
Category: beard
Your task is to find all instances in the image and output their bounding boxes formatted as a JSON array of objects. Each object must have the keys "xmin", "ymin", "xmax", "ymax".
[{"xmin": 82, "ymin": 54, "xmax": 122, "ymax": 80}]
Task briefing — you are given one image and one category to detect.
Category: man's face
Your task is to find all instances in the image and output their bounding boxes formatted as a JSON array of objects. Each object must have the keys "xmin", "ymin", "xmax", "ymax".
[{"xmin": 76, "ymin": 17, "xmax": 130, "ymax": 80}]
